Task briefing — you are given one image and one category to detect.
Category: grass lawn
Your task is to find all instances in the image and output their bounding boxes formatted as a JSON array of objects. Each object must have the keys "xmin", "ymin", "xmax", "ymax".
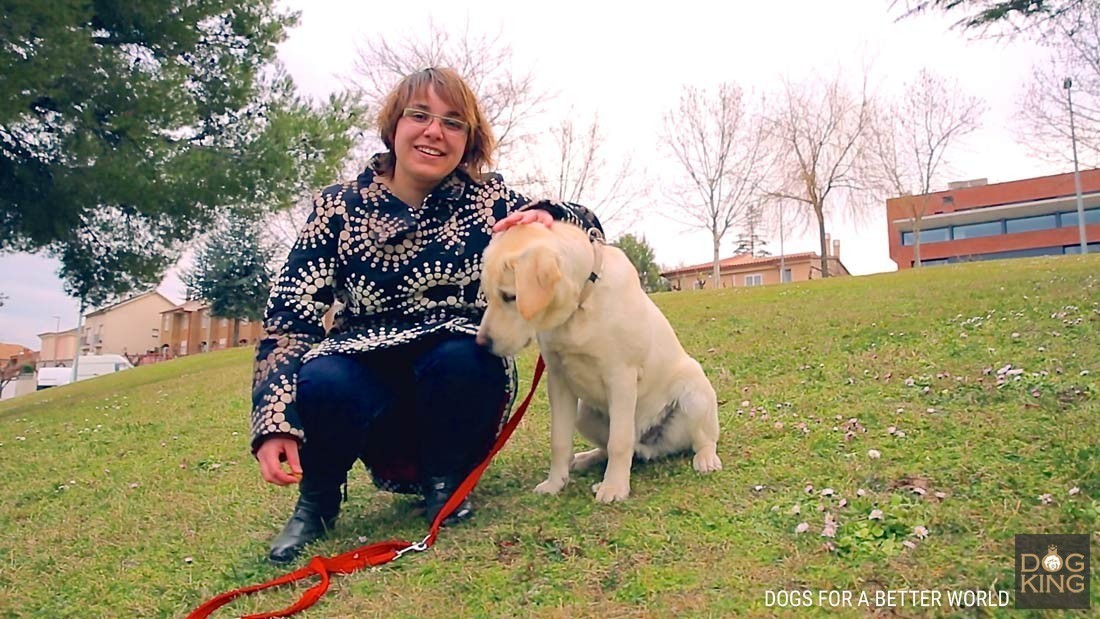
[{"xmin": 1, "ymin": 255, "xmax": 1097, "ymax": 618}]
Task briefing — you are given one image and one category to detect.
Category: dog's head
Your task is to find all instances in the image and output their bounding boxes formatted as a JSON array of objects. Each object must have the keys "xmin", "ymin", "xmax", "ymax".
[{"xmin": 476, "ymin": 223, "xmax": 580, "ymax": 356}]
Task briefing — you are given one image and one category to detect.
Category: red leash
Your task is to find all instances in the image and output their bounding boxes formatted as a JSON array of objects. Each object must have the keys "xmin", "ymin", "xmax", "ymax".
[{"xmin": 188, "ymin": 356, "xmax": 546, "ymax": 619}]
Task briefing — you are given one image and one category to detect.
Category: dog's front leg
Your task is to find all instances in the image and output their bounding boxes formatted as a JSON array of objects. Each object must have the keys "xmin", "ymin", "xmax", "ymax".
[
  {"xmin": 592, "ymin": 368, "xmax": 638, "ymax": 503},
  {"xmin": 534, "ymin": 369, "xmax": 577, "ymax": 495}
]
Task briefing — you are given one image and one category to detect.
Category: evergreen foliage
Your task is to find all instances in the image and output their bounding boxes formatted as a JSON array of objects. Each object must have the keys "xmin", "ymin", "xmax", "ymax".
[{"xmin": 0, "ymin": 0, "xmax": 366, "ymax": 305}]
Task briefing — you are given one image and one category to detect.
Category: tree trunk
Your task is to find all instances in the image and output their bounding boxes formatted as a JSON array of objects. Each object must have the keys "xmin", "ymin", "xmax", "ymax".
[
  {"xmin": 232, "ymin": 320, "xmax": 241, "ymax": 348},
  {"xmin": 913, "ymin": 223, "xmax": 922, "ymax": 268},
  {"xmin": 816, "ymin": 207, "xmax": 829, "ymax": 278},
  {"xmin": 712, "ymin": 234, "xmax": 722, "ymax": 287}
]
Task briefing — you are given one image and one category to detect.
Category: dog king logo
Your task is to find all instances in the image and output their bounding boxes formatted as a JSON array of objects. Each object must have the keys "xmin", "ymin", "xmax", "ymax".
[{"xmin": 1015, "ymin": 534, "xmax": 1090, "ymax": 609}]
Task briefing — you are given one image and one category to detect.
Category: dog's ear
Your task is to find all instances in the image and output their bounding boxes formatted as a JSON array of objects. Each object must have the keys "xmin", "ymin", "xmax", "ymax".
[{"xmin": 515, "ymin": 246, "xmax": 561, "ymax": 321}]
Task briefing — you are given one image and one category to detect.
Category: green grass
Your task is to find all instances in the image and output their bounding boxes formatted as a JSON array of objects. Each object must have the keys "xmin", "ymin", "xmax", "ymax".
[{"xmin": 1, "ymin": 255, "xmax": 1097, "ymax": 618}]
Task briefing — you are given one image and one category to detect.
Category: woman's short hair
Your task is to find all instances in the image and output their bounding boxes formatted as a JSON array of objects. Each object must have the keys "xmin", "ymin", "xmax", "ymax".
[{"xmin": 376, "ymin": 67, "xmax": 496, "ymax": 181}]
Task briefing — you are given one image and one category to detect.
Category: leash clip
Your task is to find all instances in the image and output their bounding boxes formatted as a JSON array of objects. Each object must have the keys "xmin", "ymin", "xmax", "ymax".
[{"xmin": 394, "ymin": 534, "xmax": 432, "ymax": 558}]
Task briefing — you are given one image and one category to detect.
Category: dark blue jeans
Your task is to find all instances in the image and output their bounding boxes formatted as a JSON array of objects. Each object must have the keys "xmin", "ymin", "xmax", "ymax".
[{"xmin": 295, "ymin": 333, "xmax": 507, "ymax": 489}]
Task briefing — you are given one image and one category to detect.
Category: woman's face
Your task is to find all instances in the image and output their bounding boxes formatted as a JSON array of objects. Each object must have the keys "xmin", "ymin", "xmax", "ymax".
[{"xmin": 392, "ymin": 86, "xmax": 469, "ymax": 193}]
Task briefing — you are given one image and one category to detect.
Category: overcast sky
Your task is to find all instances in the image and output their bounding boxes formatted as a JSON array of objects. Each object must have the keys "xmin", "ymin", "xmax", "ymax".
[{"xmin": 0, "ymin": 0, "xmax": 1068, "ymax": 349}]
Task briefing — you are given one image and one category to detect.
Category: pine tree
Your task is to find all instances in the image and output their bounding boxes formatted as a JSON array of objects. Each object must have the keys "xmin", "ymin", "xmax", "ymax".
[
  {"xmin": 733, "ymin": 205, "xmax": 771, "ymax": 257},
  {"xmin": 1, "ymin": 0, "xmax": 366, "ymax": 306},
  {"xmin": 183, "ymin": 213, "xmax": 274, "ymax": 346}
]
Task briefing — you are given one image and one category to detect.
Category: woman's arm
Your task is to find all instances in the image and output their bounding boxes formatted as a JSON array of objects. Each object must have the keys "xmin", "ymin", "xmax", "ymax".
[{"xmin": 250, "ymin": 186, "xmax": 344, "ymax": 456}]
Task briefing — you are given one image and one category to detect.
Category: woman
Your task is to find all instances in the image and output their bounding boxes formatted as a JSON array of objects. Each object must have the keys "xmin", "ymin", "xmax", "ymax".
[{"xmin": 251, "ymin": 67, "xmax": 602, "ymax": 563}]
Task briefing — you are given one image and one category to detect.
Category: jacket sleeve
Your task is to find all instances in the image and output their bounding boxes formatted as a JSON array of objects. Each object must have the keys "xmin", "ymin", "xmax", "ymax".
[
  {"xmin": 505, "ymin": 186, "xmax": 605, "ymax": 237},
  {"xmin": 250, "ymin": 186, "xmax": 344, "ymax": 453}
]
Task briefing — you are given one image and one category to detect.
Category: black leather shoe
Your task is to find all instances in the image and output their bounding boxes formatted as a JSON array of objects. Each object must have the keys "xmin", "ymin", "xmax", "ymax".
[
  {"xmin": 268, "ymin": 481, "xmax": 341, "ymax": 564},
  {"xmin": 422, "ymin": 476, "xmax": 474, "ymax": 526}
]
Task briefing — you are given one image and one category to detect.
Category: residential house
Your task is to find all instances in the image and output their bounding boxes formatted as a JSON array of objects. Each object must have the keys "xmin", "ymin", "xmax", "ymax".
[
  {"xmin": 1, "ymin": 345, "xmax": 38, "ymax": 400},
  {"xmin": 661, "ymin": 238, "xmax": 850, "ymax": 290},
  {"xmin": 37, "ymin": 329, "xmax": 78, "ymax": 368},
  {"xmin": 80, "ymin": 291, "xmax": 177, "ymax": 357},
  {"xmin": 887, "ymin": 170, "xmax": 1100, "ymax": 269},
  {"xmin": 159, "ymin": 301, "xmax": 265, "ymax": 358}
]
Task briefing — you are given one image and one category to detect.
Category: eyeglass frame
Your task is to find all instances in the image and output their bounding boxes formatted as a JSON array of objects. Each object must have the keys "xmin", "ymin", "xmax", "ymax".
[{"xmin": 401, "ymin": 107, "xmax": 470, "ymax": 134}]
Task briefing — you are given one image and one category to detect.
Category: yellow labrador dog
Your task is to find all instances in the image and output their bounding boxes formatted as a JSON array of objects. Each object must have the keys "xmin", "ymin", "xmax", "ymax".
[{"xmin": 476, "ymin": 222, "xmax": 722, "ymax": 502}]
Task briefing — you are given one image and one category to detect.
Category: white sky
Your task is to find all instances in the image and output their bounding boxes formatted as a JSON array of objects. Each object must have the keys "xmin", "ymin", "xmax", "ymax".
[{"xmin": 0, "ymin": 0, "xmax": 1069, "ymax": 349}]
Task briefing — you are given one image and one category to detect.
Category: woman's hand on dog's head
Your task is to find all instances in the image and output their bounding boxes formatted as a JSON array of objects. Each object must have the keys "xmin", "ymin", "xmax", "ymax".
[{"xmin": 493, "ymin": 208, "xmax": 553, "ymax": 233}]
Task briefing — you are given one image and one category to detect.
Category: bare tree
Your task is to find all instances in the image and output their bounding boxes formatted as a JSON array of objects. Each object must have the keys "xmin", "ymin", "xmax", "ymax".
[
  {"xmin": 352, "ymin": 19, "xmax": 551, "ymax": 169},
  {"xmin": 529, "ymin": 111, "xmax": 645, "ymax": 229},
  {"xmin": 869, "ymin": 69, "xmax": 986, "ymax": 266},
  {"xmin": 1018, "ymin": 3, "xmax": 1100, "ymax": 167},
  {"xmin": 661, "ymin": 83, "xmax": 772, "ymax": 285},
  {"xmin": 769, "ymin": 75, "xmax": 875, "ymax": 277}
]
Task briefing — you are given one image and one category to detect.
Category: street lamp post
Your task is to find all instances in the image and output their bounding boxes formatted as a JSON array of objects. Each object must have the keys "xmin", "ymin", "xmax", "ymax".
[
  {"xmin": 51, "ymin": 315, "xmax": 60, "ymax": 366},
  {"xmin": 1064, "ymin": 77, "xmax": 1088, "ymax": 254}
]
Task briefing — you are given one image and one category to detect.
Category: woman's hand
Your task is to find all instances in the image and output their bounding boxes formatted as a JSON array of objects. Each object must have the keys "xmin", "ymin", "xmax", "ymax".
[
  {"xmin": 493, "ymin": 208, "xmax": 553, "ymax": 233},
  {"xmin": 256, "ymin": 436, "xmax": 303, "ymax": 486}
]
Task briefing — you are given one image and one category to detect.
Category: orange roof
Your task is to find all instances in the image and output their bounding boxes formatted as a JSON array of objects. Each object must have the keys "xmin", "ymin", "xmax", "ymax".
[
  {"xmin": 662, "ymin": 252, "xmax": 820, "ymax": 276},
  {"xmin": 0, "ymin": 343, "xmax": 34, "ymax": 358},
  {"xmin": 161, "ymin": 300, "xmax": 207, "ymax": 314}
]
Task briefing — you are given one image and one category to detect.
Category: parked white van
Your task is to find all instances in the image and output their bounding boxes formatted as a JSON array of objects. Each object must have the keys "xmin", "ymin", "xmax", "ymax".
[
  {"xmin": 36, "ymin": 355, "xmax": 135, "ymax": 390},
  {"xmin": 36, "ymin": 367, "xmax": 73, "ymax": 390},
  {"xmin": 77, "ymin": 354, "xmax": 134, "ymax": 380}
]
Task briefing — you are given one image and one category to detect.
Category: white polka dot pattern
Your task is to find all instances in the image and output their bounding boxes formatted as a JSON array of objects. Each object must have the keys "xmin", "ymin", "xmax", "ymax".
[{"xmin": 250, "ymin": 154, "xmax": 603, "ymax": 455}]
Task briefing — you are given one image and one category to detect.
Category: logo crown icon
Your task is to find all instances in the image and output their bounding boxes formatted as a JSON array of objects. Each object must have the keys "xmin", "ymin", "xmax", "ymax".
[{"xmin": 1048, "ymin": 545, "xmax": 1058, "ymax": 554}]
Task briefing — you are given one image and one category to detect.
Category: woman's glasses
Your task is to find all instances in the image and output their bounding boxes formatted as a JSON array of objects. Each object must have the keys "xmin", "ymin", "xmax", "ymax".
[{"xmin": 401, "ymin": 108, "xmax": 469, "ymax": 134}]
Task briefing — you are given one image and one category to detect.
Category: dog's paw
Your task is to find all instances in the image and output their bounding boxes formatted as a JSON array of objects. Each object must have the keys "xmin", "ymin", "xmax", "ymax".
[
  {"xmin": 570, "ymin": 448, "xmax": 607, "ymax": 471},
  {"xmin": 591, "ymin": 480, "xmax": 630, "ymax": 503},
  {"xmin": 533, "ymin": 476, "xmax": 568, "ymax": 495},
  {"xmin": 693, "ymin": 450, "xmax": 723, "ymax": 473}
]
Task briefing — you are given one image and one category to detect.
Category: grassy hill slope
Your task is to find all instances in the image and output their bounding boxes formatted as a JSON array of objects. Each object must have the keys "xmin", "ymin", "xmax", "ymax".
[{"xmin": 1, "ymin": 255, "xmax": 1097, "ymax": 618}]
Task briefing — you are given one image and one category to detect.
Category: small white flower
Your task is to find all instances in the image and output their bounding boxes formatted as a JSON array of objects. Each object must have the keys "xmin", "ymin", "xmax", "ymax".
[
  {"xmin": 887, "ymin": 426, "xmax": 897, "ymax": 435},
  {"xmin": 821, "ymin": 488, "xmax": 835, "ymax": 497},
  {"xmin": 752, "ymin": 484, "xmax": 767, "ymax": 492},
  {"xmin": 902, "ymin": 540, "xmax": 918, "ymax": 550},
  {"xmin": 129, "ymin": 482, "xmax": 141, "ymax": 489},
  {"xmin": 856, "ymin": 488, "xmax": 867, "ymax": 497},
  {"xmin": 1039, "ymin": 493, "xmax": 1054, "ymax": 505},
  {"xmin": 913, "ymin": 526, "xmax": 929, "ymax": 538},
  {"xmin": 934, "ymin": 491, "xmax": 947, "ymax": 500},
  {"xmin": 804, "ymin": 484, "xmax": 814, "ymax": 494},
  {"xmin": 869, "ymin": 509, "xmax": 884, "ymax": 520},
  {"xmin": 791, "ymin": 504, "xmax": 801, "ymax": 515},
  {"xmin": 184, "ymin": 556, "xmax": 194, "ymax": 564},
  {"xmin": 867, "ymin": 449, "xmax": 881, "ymax": 459},
  {"xmin": 838, "ymin": 499, "xmax": 848, "ymax": 508},
  {"xmin": 1069, "ymin": 487, "xmax": 1080, "ymax": 496},
  {"xmin": 795, "ymin": 522, "xmax": 809, "ymax": 534}
]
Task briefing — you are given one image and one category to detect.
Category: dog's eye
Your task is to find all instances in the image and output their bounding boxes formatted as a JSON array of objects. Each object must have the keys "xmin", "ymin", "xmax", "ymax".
[{"xmin": 501, "ymin": 292, "xmax": 516, "ymax": 303}]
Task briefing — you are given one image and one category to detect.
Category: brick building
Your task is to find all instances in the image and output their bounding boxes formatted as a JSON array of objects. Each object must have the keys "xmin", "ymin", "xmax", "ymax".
[{"xmin": 887, "ymin": 169, "xmax": 1100, "ymax": 269}]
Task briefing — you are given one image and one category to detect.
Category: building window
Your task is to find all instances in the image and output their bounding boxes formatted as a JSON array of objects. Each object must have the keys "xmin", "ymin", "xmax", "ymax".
[
  {"xmin": 744, "ymin": 274, "xmax": 763, "ymax": 287},
  {"xmin": 151, "ymin": 328, "xmax": 159, "ymax": 338},
  {"xmin": 1006, "ymin": 214, "xmax": 1057, "ymax": 234},
  {"xmin": 901, "ymin": 227, "xmax": 950, "ymax": 246},
  {"xmin": 1064, "ymin": 241, "xmax": 1100, "ymax": 254},
  {"xmin": 1060, "ymin": 207, "xmax": 1100, "ymax": 228},
  {"xmin": 781, "ymin": 268, "xmax": 792, "ymax": 283},
  {"xmin": 952, "ymin": 221, "xmax": 1002, "ymax": 240},
  {"xmin": 163, "ymin": 316, "xmax": 170, "ymax": 330}
]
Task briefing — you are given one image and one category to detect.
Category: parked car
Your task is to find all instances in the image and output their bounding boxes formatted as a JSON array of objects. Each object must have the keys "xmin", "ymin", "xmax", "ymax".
[{"xmin": 36, "ymin": 355, "xmax": 135, "ymax": 390}]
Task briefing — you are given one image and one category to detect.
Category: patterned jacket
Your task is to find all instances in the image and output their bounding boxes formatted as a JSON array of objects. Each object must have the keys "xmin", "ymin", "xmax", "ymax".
[{"xmin": 250, "ymin": 155, "xmax": 602, "ymax": 453}]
